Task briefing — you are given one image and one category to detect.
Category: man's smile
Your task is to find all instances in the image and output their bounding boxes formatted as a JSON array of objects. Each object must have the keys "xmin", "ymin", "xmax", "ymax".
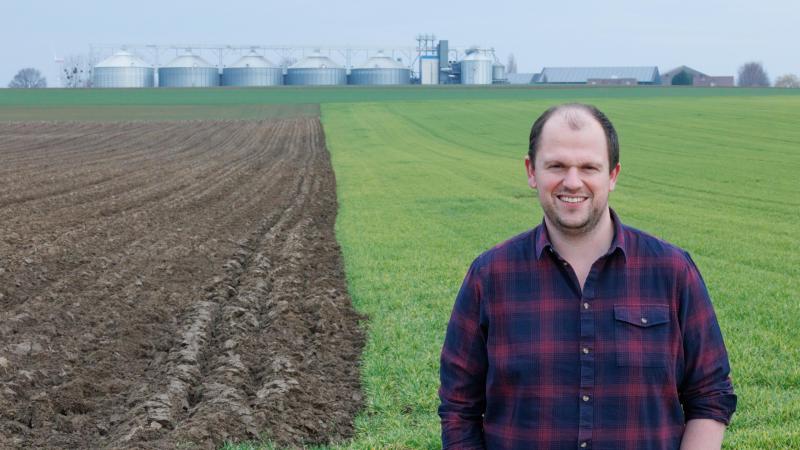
[{"xmin": 557, "ymin": 194, "xmax": 589, "ymax": 204}]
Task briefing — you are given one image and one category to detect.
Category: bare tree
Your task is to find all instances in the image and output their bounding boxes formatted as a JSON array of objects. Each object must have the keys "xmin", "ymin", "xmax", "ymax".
[
  {"xmin": 59, "ymin": 53, "xmax": 97, "ymax": 88},
  {"xmin": 8, "ymin": 68, "xmax": 47, "ymax": 88},
  {"xmin": 774, "ymin": 74, "xmax": 800, "ymax": 88},
  {"xmin": 737, "ymin": 62, "xmax": 770, "ymax": 87},
  {"xmin": 506, "ymin": 53, "xmax": 517, "ymax": 74}
]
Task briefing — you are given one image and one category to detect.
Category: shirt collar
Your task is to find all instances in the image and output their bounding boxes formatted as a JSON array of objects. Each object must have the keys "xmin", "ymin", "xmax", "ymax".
[{"xmin": 534, "ymin": 208, "xmax": 627, "ymax": 262}]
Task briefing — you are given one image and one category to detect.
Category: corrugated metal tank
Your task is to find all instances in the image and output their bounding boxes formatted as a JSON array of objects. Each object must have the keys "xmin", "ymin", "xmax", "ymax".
[
  {"xmin": 93, "ymin": 51, "xmax": 154, "ymax": 88},
  {"xmin": 158, "ymin": 54, "xmax": 219, "ymax": 88},
  {"xmin": 221, "ymin": 52, "xmax": 283, "ymax": 86},
  {"xmin": 285, "ymin": 52, "xmax": 346, "ymax": 85},
  {"xmin": 349, "ymin": 52, "xmax": 410, "ymax": 85},
  {"xmin": 460, "ymin": 51, "xmax": 493, "ymax": 85},
  {"xmin": 492, "ymin": 63, "xmax": 507, "ymax": 84}
]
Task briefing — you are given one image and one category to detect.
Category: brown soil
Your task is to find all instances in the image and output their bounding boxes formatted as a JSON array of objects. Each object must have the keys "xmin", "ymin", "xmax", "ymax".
[{"xmin": 0, "ymin": 118, "xmax": 365, "ymax": 449}]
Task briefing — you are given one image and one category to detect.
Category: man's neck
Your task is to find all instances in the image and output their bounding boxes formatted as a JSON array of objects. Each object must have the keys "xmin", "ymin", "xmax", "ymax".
[{"xmin": 545, "ymin": 208, "xmax": 615, "ymax": 267}]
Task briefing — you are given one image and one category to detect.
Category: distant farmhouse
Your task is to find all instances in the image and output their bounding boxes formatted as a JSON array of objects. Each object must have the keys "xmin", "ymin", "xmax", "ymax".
[
  {"xmin": 660, "ymin": 66, "xmax": 734, "ymax": 87},
  {"xmin": 536, "ymin": 67, "xmax": 661, "ymax": 85}
]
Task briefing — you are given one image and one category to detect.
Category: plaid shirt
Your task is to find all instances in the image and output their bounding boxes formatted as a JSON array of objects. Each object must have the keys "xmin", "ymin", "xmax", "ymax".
[{"xmin": 439, "ymin": 210, "xmax": 736, "ymax": 449}]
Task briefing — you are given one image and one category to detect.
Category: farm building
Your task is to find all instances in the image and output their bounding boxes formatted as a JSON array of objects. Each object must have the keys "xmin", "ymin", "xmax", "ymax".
[
  {"xmin": 536, "ymin": 66, "xmax": 660, "ymax": 85},
  {"xmin": 506, "ymin": 73, "xmax": 540, "ymax": 84},
  {"xmin": 661, "ymin": 65, "xmax": 734, "ymax": 87}
]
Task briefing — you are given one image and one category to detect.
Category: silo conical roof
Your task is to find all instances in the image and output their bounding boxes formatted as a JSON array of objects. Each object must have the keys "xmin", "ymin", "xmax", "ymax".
[
  {"xmin": 229, "ymin": 52, "xmax": 276, "ymax": 69},
  {"xmin": 463, "ymin": 51, "xmax": 493, "ymax": 62},
  {"xmin": 95, "ymin": 51, "xmax": 152, "ymax": 68},
  {"xmin": 356, "ymin": 52, "xmax": 405, "ymax": 69},
  {"xmin": 290, "ymin": 52, "xmax": 342, "ymax": 69},
  {"xmin": 164, "ymin": 54, "xmax": 214, "ymax": 68}
]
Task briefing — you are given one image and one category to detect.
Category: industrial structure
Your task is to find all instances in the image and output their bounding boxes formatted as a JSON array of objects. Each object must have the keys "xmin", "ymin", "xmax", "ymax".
[
  {"xmin": 88, "ymin": 35, "xmax": 507, "ymax": 88},
  {"xmin": 221, "ymin": 51, "xmax": 283, "ymax": 86},
  {"xmin": 349, "ymin": 51, "xmax": 411, "ymax": 85},
  {"xmin": 537, "ymin": 66, "xmax": 661, "ymax": 85},
  {"xmin": 86, "ymin": 38, "xmax": 733, "ymax": 89},
  {"xmin": 285, "ymin": 52, "xmax": 347, "ymax": 85},
  {"xmin": 158, "ymin": 53, "xmax": 219, "ymax": 88},
  {"xmin": 92, "ymin": 51, "xmax": 154, "ymax": 88},
  {"xmin": 660, "ymin": 65, "xmax": 734, "ymax": 87}
]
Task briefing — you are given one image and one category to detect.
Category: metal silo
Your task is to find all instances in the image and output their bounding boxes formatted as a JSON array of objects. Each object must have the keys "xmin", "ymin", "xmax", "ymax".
[
  {"xmin": 158, "ymin": 53, "xmax": 218, "ymax": 88},
  {"xmin": 93, "ymin": 51, "xmax": 154, "ymax": 88},
  {"xmin": 222, "ymin": 51, "xmax": 283, "ymax": 86},
  {"xmin": 492, "ymin": 63, "xmax": 507, "ymax": 84},
  {"xmin": 285, "ymin": 52, "xmax": 346, "ymax": 85},
  {"xmin": 349, "ymin": 52, "xmax": 410, "ymax": 85},
  {"xmin": 460, "ymin": 51, "xmax": 493, "ymax": 85}
]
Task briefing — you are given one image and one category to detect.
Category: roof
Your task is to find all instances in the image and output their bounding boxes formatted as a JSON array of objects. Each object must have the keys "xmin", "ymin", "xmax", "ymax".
[
  {"xmin": 538, "ymin": 66, "xmax": 660, "ymax": 83},
  {"xmin": 229, "ymin": 52, "xmax": 276, "ymax": 69},
  {"xmin": 661, "ymin": 65, "xmax": 707, "ymax": 78},
  {"xmin": 290, "ymin": 52, "xmax": 342, "ymax": 69},
  {"xmin": 355, "ymin": 52, "xmax": 406, "ymax": 70},
  {"xmin": 95, "ymin": 51, "xmax": 152, "ymax": 69},
  {"xmin": 506, "ymin": 73, "xmax": 536, "ymax": 84},
  {"xmin": 164, "ymin": 54, "xmax": 214, "ymax": 69}
]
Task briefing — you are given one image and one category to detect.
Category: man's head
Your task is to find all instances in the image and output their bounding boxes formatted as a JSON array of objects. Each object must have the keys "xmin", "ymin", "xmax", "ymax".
[{"xmin": 524, "ymin": 103, "xmax": 621, "ymax": 236}]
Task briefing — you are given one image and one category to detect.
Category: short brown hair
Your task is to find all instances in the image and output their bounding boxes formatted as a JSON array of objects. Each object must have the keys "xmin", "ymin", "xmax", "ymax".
[{"xmin": 528, "ymin": 103, "xmax": 620, "ymax": 171}]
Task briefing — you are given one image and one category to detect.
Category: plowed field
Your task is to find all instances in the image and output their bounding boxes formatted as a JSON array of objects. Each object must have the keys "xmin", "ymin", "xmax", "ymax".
[{"xmin": 0, "ymin": 118, "xmax": 365, "ymax": 449}]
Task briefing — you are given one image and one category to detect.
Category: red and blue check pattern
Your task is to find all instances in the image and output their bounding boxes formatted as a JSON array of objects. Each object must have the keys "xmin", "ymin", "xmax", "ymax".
[{"xmin": 439, "ymin": 210, "xmax": 736, "ymax": 449}]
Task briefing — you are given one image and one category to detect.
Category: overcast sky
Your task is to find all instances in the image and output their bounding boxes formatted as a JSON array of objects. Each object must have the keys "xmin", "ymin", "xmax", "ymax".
[{"xmin": 3, "ymin": 0, "xmax": 797, "ymax": 87}]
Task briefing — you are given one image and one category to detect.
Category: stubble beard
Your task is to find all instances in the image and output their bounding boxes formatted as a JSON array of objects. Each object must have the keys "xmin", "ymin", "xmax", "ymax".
[{"xmin": 541, "ymin": 197, "xmax": 606, "ymax": 237}]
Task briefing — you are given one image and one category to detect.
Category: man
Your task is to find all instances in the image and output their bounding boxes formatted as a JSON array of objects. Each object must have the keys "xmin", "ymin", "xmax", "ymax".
[{"xmin": 438, "ymin": 103, "xmax": 736, "ymax": 449}]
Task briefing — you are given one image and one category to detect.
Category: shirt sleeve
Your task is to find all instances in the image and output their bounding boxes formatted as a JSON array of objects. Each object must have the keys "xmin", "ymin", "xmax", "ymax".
[
  {"xmin": 677, "ymin": 252, "xmax": 737, "ymax": 425},
  {"xmin": 438, "ymin": 258, "xmax": 488, "ymax": 449}
]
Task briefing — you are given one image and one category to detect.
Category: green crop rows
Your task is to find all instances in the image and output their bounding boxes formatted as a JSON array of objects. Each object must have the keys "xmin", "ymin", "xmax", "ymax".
[{"xmin": 4, "ymin": 87, "xmax": 798, "ymax": 448}]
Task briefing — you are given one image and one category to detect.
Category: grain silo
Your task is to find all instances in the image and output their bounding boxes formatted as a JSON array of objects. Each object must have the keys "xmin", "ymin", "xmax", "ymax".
[
  {"xmin": 93, "ymin": 51, "xmax": 154, "ymax": 88},
  {"xmin": 460, "ymin": 50, "xmax": 493, "ymax": 85},
  {"xmin": 221, "ymin": 51, "xmax": 283, "ymax": 86},
  {"xmin": 285, "ymin": 51, "xmax": 346, "ymax": 86},
  {"xmin": 158, "ymin": 53, "xmax": 218, "ymax": 88},
  {"xmin": 349, "ymin": 51, "xmax": 410, "ymax": 85},
  {"xmin": 492, "ymin": 63, "xmax": 507, "ymax": 84}
]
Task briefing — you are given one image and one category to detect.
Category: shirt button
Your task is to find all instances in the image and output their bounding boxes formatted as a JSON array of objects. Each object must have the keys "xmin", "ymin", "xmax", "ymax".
[
  {"xmin": 582, "ymin": 347, "xmax": 590, "ymax": 354},
  {"xmin": 582, "ymin": 395, "xmax": 590, "ymax": 402},
  {"xmin": 583, "ymin": 302, "xmax": 589, "ymax": 309},
  {"xmin": 580, "ymin": 443, "xmax": 588, "ymax": 448},
  {"xmin": 641, "ymin": 317, "xmax": 648, "ymax": 324}
]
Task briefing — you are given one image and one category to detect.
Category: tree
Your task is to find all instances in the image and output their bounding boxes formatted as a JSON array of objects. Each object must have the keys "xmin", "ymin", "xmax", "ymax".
[
  {"xmin": 8, "ymin": 68, "xmax": 47, "ymax": 88},
  {"xmin": 506, "ymin": 53, "xmax": 517, "ymax": 74},
  {"xmin": 59, "ymin": 54, "xmax": 97, "ymax": 88},
  {"xmin": 774, "ymin": 74, "xmax": 800, "ymax": 88},
  {"xmin": 671, "ymin": 70, "xmax": 693, "ymax": 85},
  {"xmin": 737, "ymin": 62, "xmax": 770, "ymax": 87}
]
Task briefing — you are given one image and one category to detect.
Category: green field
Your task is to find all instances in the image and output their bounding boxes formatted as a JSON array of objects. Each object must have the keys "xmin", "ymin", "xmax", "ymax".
[
  {"xmin": 3, "ymin": 86, "xmax": 799, "ymax": 448},
  {"xmin": 321, "ymin": 93, "xmax": 800, "ymax": 449}
]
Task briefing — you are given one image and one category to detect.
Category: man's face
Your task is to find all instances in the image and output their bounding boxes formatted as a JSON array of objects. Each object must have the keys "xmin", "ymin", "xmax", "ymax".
[{"xmin": 525, "ymin": 110, "xmax": 621, "ymax": 236}]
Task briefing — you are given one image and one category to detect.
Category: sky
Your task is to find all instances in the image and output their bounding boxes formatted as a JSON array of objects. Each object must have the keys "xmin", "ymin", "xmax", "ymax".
[{"xmin": 3, "ymin": 0, "xmax": 798, "ymax": 87}]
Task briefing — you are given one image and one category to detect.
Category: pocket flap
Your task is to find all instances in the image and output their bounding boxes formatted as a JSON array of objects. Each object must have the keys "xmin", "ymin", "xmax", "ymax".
[{"xmin": 614, "ymin": 305, "xmax": 669, "ymax": 328}]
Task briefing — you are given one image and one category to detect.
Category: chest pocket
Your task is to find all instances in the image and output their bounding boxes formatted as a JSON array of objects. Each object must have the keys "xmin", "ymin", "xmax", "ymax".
[{"xmin": 614, "ymin": 305, "xmax": 670, "ymax": 368}]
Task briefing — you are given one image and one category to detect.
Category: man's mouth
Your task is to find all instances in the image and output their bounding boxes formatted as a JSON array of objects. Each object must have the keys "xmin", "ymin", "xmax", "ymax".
[{"xmin": 557, "ymin": 195, "xmax": 588, "ymax": 204}]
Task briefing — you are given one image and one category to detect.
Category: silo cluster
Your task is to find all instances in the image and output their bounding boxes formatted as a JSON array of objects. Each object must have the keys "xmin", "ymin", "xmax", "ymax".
[
  {"xmin": 90, "ymin": 39, "xmax": 506, "ymax": 87},
  {"xmin": 350, "ymin": 52, "xmax": 411, "ymax": 85},
  {"xmin": 286, "ymin": 52, "xmax": 347, "ymax": 85},
  {"xmin": 158, "ymin": 54, "xmax": 219, "ymax": 88},
  {"xmin": 93, "ymin": 51, "xmax": 154, "ymax": 88}
]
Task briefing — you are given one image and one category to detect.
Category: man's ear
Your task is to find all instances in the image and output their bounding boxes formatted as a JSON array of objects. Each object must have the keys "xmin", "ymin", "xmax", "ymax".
[
  {"xmin": 525, "ymin": 156, "xmax": 537, "ymax": 189},
  {"xmin": 609, "ymin": 163, "xmax": 621, "ymax": 191}
]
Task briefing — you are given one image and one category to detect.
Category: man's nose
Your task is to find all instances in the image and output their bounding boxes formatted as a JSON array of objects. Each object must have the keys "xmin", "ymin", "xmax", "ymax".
[{"xmin": 562, "ymin": 167, "xmax": 582, "ymax": 189}]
